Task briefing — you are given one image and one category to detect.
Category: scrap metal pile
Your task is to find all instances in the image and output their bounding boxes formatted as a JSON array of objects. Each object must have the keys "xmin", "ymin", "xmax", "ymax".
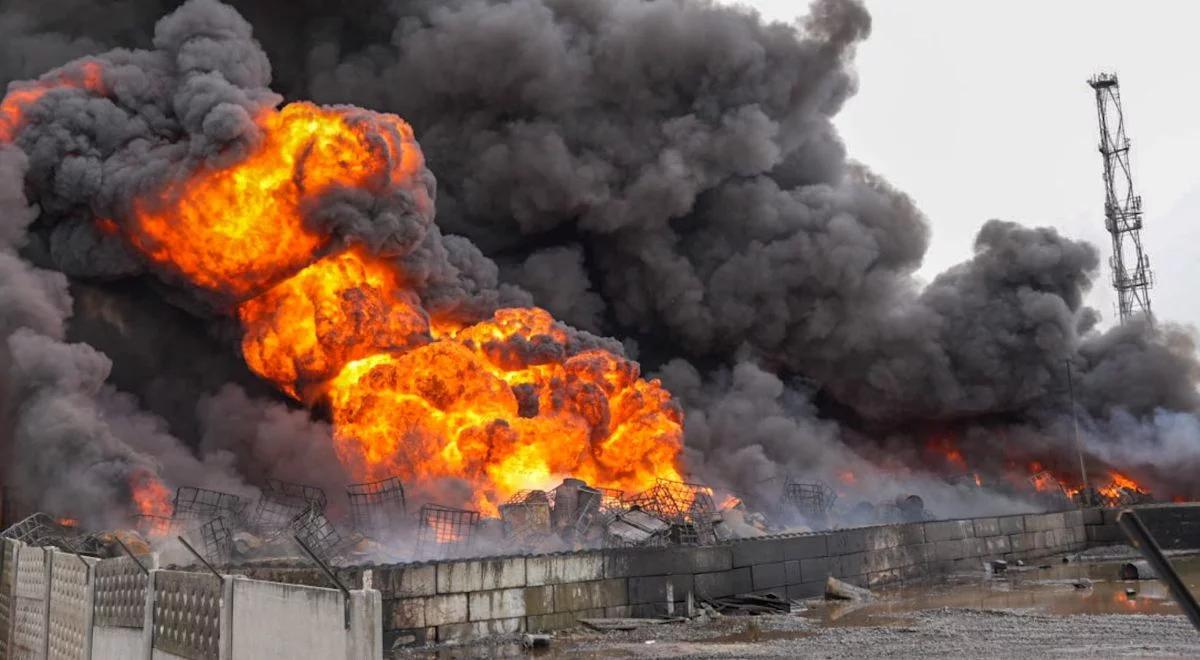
[
  {"xmin": 497, "ymin": 477, "xmax": 731, "ymax": 551},
  {"xmin": 1, "ymin": 474, "xmax": 765, "ymax": 565}
]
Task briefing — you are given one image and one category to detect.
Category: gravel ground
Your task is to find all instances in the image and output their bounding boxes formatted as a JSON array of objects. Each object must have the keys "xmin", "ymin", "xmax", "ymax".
[{"xmin": 546, "ymin": 608, "xmax": 1200, "ymax": 658}]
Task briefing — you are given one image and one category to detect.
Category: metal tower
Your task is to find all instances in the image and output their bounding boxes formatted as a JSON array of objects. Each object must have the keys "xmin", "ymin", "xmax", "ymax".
[{"xmin": 1088, "ymin": 73, "xmax": 1153, "ymax": 324}]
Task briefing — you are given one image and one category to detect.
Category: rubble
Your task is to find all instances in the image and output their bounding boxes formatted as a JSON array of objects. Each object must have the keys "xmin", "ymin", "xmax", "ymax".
[
  {"xmin": 705, "ymin": 593, "xmax": 794, "ymax": 615},
  {"xmin": 825, "ymin": 576, "xmax": 874, "ymax": 601},
  {"xmin": 625, "ymin": 479, "xmax": 719, "ymax": 545},
  {"xmin": 1120, "ymin": 560, "xmax": 1157, "ymax": 580},
  {"xmin": 602, "ymin": 507, "xmax": 673, "ymax": 547}
]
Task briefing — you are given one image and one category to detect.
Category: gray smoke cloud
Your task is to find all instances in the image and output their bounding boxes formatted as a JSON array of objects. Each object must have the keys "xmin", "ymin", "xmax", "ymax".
[{"xmin": 2, "ymin": 0, "xmax": 1199, "ymax": 524}]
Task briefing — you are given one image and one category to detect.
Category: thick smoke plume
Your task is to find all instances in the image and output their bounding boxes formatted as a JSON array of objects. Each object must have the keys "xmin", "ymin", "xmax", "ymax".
[{"xmin": 2, "ymin": 0, "xmax": 1199, "ymax": 524}]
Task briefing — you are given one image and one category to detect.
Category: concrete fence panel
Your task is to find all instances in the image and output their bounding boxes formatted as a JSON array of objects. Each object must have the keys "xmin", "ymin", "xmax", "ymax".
[
  {"xmin": 46, "ymin": 552, "xmax": 95, "ymax": 660},
  {"xmin": 12, "ymin": 545, "xmax": 49, "ymax": 660},
  {"xmin": 0, "ymin": 539, "xmax": 18, "ymax": 660},
  {"xmin": 152, "ymin": 571, "xmax": 224, "ymax": 660},
  {"xmin": 92, "ymin": 554, "xmax": 157, "ymax": 660},
  {"xmin": 228, "ymin": 577, "xmax": 380, "ymax": 660}
]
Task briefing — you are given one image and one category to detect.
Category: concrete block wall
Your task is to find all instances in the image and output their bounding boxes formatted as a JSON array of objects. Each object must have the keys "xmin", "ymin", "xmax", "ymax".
[{"xmin": 362, "ymin": 508, "xmax": 1093, "ymax": 650}]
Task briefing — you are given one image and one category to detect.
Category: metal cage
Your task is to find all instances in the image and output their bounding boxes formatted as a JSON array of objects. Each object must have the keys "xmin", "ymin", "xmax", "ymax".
[{"xmin": 346, "ymin": 477, "xmax": 406, "ymax": 537}]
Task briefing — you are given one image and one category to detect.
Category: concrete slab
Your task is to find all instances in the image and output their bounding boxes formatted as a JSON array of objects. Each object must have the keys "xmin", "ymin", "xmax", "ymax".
[
  {"xmin": 800, "ymin": 556, "xmax": 832, "ymax": 583},
  {"xmin": 998, "ymin": 515, "xmax": 1025, "ymax": 535},
  {"xmin": 522, "ymin": 585, "xmax": 555, "ymax": 616},
  {"xmin": 424, "ymin": 594, "xmax": 469, "ymax": 627},
  {"xmin": 785, "ymin": 560, "xmax": 802, "ymax": 584},
  {"xmin": 972, "ymin": 518, "xmax": 1000, "ymax": 538},
  {"xmin": 380, "ymin": 564, "xmax": 436, "ymax": 598},
  {"xmin": 732, "ymin": 538, "xmax": 787, "ymax": 567},
  {"xmin": 388, "ymin": 597, "xmax": 426, "ymax": 629},
  {"xmin": 527, "ymin": 552, "xmax": 604, "ymax": 586},
  {"xmin": 925, "ymin": 520, "xmax": 974, "ymax": 542},
  {"xmin": 782, "ymin": 535, "xmax": 829, "ymax": 561},
  {"xmin": 693, "ymin": 568, "xmax": 752, "ymax": 599},
  {"xmin": 468, "ymin": 588, "xmax": 526, "ymax": 621},
  {"xmin": 828, "ymin": 529, "xmax": 868, "ymax": 554},
  {"xmin": 628, "ymin": 574, "xmax": 693, "ymax": 605},
  {"xmin": 751, "ymin": 562, "xmax": 787, "ymax": 590}
]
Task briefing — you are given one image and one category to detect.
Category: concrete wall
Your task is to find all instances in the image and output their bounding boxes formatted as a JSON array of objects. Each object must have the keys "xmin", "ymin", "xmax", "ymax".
[
  {"xmin": 229, "ymin": 577, "xmax": 380, "ymax": 660},
  {"xmin": 337, "ymin": 508, "xmax": 1091, "ymax": 650},
  {"xmin": 0, "ymin": 546, "xmax": 383, "ymax": 660}
]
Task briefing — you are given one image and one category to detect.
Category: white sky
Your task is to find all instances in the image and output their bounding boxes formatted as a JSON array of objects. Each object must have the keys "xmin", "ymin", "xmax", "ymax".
[{"xmin": 738, "ymin": 0, "xmax": 1200, "ymax": 331}]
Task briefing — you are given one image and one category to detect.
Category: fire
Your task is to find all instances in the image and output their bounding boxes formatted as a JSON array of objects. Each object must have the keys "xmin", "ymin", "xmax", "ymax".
[
  {"xmin": 326, "ymin": 308, "xmax": 684, "ymax": 514},
  {"xmin": 127, "ymin": 102, "xmax": 423, "ymax": 300},
  {"xmin": 0, "ymin": 61, "xmax": 105, "ymax": 142},
  {"xmin": 1, "ymin": 70, "xmax": 688, "ymax": 516},
  {"xmin": 1096, "ymin": 469, "xmax": 1146, "ymax": 502},
  {"xmin": 926, "ymin": 435, "xmax": 967, "ymax": 470},
  {"xmin": 837, "ymin": 470, "xmax": 857, "ymax": 486},
  {"xmin": 129, "ymin": 471, "xmax": 173, "ymax": 518},
  {"xmin": 56, "ymin": 518, "xmax": 79, "ymax": 528}
]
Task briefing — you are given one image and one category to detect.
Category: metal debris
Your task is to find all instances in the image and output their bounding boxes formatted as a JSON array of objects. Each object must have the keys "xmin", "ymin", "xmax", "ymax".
[
  {"xmin": 499, "ymin": 490, "xmax": 552, "ymax": 544},
  {"xmin": 416, "ymin": 504, "xmax": 480, "ymax": 558},
  {"xmin": 346, "ymin": 476, "xmax": 406, "ymax": 537},
  {"xmin": 172, "ymin": 487, "xmax": 246, "ymax": 524},
  {"xmin": 289, "ymin": 505, "xmax": 343, "ymax": 562},
  {"xmin": 200, "ymin": 516, "xmax": 234, "ymax": 565},
  {"xmin": 602, "ymin": 507, "xmax": 672, "ymax": 547},
  {"xmin": 252, "ymin": 480, "xmax": 327, "ymax": 537},
  {"xmin": 783, "ymin": 481, "xmax": 837, "ymax": 525},
  {"xmin": 625, "ymin": 479, "xmax": 718, "ymax": 545}
]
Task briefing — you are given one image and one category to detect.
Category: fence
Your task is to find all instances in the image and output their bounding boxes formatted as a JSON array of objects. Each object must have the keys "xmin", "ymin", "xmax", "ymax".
[{"xmin": 0, "ymin": 544, "xmax": 381, "ymax": 660}]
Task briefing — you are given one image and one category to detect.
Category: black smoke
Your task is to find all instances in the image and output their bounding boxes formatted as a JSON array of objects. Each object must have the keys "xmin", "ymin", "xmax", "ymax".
[{"xmin": 2, "ymin": 0, "xmax": 1199, "ymax": 523}]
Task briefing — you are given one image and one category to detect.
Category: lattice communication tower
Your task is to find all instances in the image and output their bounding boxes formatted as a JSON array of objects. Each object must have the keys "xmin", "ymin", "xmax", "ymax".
[{"xmin": 1088, "ymin": 73, "xmax": 1153, "ymax": 324}]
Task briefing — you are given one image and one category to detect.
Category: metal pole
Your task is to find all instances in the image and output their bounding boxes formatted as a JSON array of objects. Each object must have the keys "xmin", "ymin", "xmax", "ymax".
[
  {"xmin": 176, "ymin": 535, "xmax": 223, "ymax": 581},
  {"xmin": 115, "ymin": 537, "xmax": 150, "ymax": 576},
  {"xmin": 294, "ymin": 535, "xmax": 352, "ymax": 628},
  {"xmin": 1066, "ymin": 360, "xmax": 1091, "ymax": 505}
]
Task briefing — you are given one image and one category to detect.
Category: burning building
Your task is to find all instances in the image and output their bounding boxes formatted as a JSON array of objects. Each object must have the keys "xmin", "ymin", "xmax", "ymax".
[{"xmin": 1, "ymin": 0, "xmax": 1199, "ymax": 548}]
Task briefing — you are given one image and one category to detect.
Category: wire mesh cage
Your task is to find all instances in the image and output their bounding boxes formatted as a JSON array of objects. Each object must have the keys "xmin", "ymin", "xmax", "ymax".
[
  {"xmin": 346, "ymin": 477, "xmax": 406, "ymax": 537},
  {"xmin": 783, "ymin": 481, "xmax": 837, "ymax": 522},
  {"xmin": 598, "ymin": 488, "xmax": 625, "ymax": 513},
  {"xmin": 171, "ymin": 487, "xmax": 246, "ymax": 524},
  {"xmin": 625, "ymin": 479, "xmax": 718, "ymax": 545},
  {"xmin": 290, "ymin": 505, "xmax": 343, "ymax": 562},
  {"xmin": 498, "ymin": 490, "xmax": 552, "ymax": 544},
  {"xmin": 0, "ymin": 512, "xmax": 61, "ymax": 545},
  {"xmin": 416, "ymin": 504, "xmax": 480, "ymax": 557},
  {"xmin": 252, "ymin": 480, "xmax": 327, "ymax": 536},
  {"xmin": 200, "ymin": 517, "xmax": 234, "ymax": 565}
]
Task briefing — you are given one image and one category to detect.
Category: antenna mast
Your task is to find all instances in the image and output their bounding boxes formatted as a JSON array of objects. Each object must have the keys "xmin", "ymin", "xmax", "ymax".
[{"xmin": 1088, "ymin": 73, "xmax": 1153, "ymax": 324}]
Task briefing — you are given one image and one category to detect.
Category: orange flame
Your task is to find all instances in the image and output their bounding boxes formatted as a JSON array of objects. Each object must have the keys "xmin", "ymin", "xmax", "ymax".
[
  {"xmin": 129, "ymin": 471, "xmax": 173, "ymax": 518},
  {"xmin": 837, "ymin": 470, "xmax": 857, "ymax": 486},
  {"xmin": 46, "ymin": 93, "xmax": 685, "ymax": 514},
  {"xmin": 0, "ymin": 61, "xmax": 105, "ymax": 142},
  {"xmin": 1096, "ymin": 469, "xmax": 1145, "ymax": 502},
  {"xmin": 926, "ymin": 435, "xmax": 966, "ymax": 470}
]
